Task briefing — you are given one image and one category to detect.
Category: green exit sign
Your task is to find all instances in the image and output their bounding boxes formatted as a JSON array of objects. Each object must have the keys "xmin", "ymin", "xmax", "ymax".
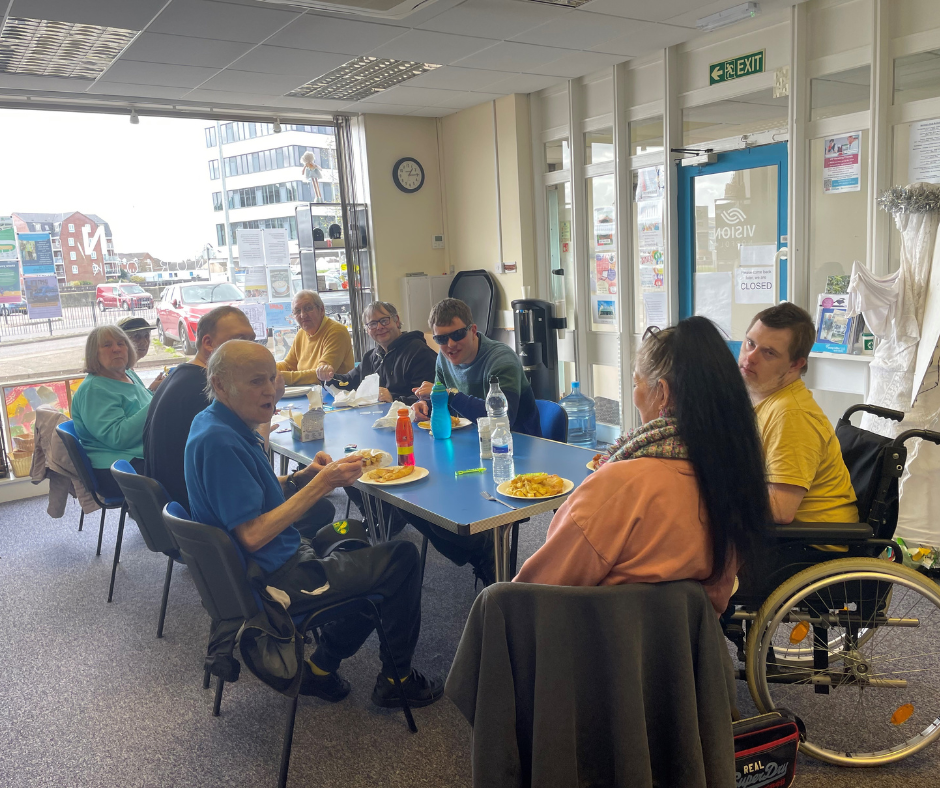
[{"xmin": 709, "ymin": 50, "xmax": 765, "ymax": 85}]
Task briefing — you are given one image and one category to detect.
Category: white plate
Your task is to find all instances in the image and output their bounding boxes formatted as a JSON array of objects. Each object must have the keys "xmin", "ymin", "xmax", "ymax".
[
  {"xmin": 496, "ymin": 476, "xmax": 575, "ymax": 500},
  {"xmin": 587, "ymin": 459, "xmax": 604, "ymax": 471},
  {"xmin": 283, "ymin": 386, "xmax": 313, "ymax": 398},
  {"xmin": 417, "ymin": 417, "xmax": 472, "ymax": 430},
  {"xmin": 348, "ymin": 449, "xmax": 392, "ymax": 469},
  {"xmin": 360, "ymin": 466, "xmax": 429, "ymax": 486}
]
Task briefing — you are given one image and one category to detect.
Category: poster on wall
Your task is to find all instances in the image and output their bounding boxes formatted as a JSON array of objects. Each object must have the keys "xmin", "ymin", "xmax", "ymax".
[
  {"xmin": 640, "ymin": 264, "xmax": 665, "ymax": 290},
  {"xmin": 17, "ymin": 232, "xmax": 55, "ymax": 275},
  {"xmin": 635, "ymin": 166, "xmax": 664, "ymax": 201},
  {"xmin": 734, "ymin": 266, "xmax": 776, "ymax": 304},
  {"xmin": 243, "ymin": 267, "xmax": 268, "ymax": 301},
  {"xmin": 272, "ymin": 328, "xmax": 297, "ymax": 363},
  {"xmin": 593, "ymin": 206, "xmax": 614, "ymax": 248},
  {"xmin": 263, "ymin": 228, "xmax": 291, "ymax": 267},
  {"xmin": 694, "ymin": 271, "xmax": 733, "ymax": 339},
  {"xmin": 637, "ymin": 200, "xmax": 664, "ymax": 251},
  {"xmin": 0, "ymin": 216, "xmax": 20, "ymax": 303},
  {"xmin": 23, "ymin": 275, "xmax": 62, "ymax": 319},
  {"xmin": 642, "ymin": 292, "xmax": 667, "ymax": 329},
  {"xmin": 237, "ymin": 229, "xmax": 264, "ymax": 267},
  {"xmin": 267, "ymin": 267, "xmax": 292, "ymax": 300},
  {"xmin": 265, "ymin": 301, "xmax": 296, "ymax": 329},
  {"xmin": 909, "ymin": 118, "xmax": 940, "ymax": 184},
  {"xmin": 591, "ymin": 295, "xmax": 617, "ymax": 325},
  {"xmin": 4, "ymin": 380, "xmax": 70, "ymax": 442},
  {"xmin": 823, "ymin": 133, "xmax": 861, "ymax": 193},
  {"xmin": 236, "ymin": 302, "xmax": 267, "ymax": 339},
  {"xmin": 594, "ymin": 253, "xmax": 617, "ymax": 295}
]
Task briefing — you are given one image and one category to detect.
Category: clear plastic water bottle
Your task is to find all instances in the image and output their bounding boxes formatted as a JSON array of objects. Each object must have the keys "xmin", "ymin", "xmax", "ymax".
[
  {"xmin": 486, "ymin": 375, "xmax": 510, "ymax": 432},
  {"xmin": 559, "ymin": 381, "xmax": 596, "ymax": 447},
  {"xmin": 491, "ymin": 421, "xmax": 514, "ymax": 484}
]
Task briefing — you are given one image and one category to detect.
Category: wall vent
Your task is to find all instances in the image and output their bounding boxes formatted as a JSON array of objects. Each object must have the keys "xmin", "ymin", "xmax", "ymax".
[
  {"xmin": 0, "ymin": 17, "xmax": 137, "ymax": 79},
  {"xmin": 287, "ymin": 56, "xmax": 441, "ymax": 102},
  {"xmin": 254, "ymin": 0, "xmax": 441, "ymax": 21}
]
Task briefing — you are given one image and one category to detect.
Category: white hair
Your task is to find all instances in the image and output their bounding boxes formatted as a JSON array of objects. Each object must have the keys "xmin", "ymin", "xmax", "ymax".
[{"xmin": 293, "ymin": 290, "xmax": 324, "ymax": 310}]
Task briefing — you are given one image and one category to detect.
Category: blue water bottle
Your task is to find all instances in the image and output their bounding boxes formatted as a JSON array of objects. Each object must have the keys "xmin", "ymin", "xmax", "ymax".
[{"xmin": 429, "ymin": 382, "xmax": 452, "ymax": 440}]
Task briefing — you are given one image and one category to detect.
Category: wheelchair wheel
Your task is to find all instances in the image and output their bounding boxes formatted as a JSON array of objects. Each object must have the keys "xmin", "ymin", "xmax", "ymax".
[{"xmin": 745, "ymin": 557, "xmax": 940, "ymax": 766}]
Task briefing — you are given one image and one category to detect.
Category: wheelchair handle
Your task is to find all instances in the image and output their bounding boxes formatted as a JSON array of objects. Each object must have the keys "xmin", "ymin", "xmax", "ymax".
[
  {"xmin": 894, "ymin": 428, "xmax": 940, "ymax": 448},
  {"xmin": 842, "ymin": 404, "xmax": 904, "ymax": 423}
]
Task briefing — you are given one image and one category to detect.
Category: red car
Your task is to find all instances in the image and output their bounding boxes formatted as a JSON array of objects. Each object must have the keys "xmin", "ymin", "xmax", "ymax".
[
  {"xmin": 96, "ymin": 283, "xmax": 154, "ymax": 311},
  {"xmin": 155, "ymin": 281, "xmax": 244, "ymax": 354}
]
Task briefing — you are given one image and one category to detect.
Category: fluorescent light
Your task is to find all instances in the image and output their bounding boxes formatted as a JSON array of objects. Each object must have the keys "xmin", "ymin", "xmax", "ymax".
[
  {"xmin": 697, "ymin": 2, "xmax": 760, "ymax": 32},
  {"xmin": 0, "ymin": 17, "xmax": 137, "ymax": 79},
  {"xmin": 287, "ymin": 56, "xmax": 441, "ymax": 102}
]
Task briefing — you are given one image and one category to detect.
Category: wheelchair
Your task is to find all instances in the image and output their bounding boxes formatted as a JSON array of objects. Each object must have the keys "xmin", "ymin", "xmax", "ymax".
[{"xmin": 723, "ymin": 403, "xmax": 940, "ymax": 767}]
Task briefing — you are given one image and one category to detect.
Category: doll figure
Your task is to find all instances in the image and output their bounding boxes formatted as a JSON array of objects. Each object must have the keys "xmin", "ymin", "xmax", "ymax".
[{"xmin": 300, "ymin": 151, "xmax": 323, "ymax": 202}]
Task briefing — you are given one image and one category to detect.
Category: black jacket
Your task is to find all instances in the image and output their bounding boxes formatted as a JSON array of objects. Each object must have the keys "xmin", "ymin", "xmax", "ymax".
[{"xmin": 331, "ymin": 330, "xmax": 437, "ymax": 405}]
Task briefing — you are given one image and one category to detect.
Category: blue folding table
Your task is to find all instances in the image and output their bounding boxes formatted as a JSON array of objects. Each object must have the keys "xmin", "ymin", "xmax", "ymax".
[{"xmin": 268, "ymin": 396, "xmax": 596, "ymax": 581}]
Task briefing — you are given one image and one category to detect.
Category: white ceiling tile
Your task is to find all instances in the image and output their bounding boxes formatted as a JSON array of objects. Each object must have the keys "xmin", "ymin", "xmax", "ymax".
[
  {"xmin": 379, "ymin": 0, "xmax": 464, "ymax": 29},
  {"xmin": 102, "ymin": 60, "xmax": 220, "ymax": 89},
  {"xmin": 359, "ymin": 85, "xmax": 465, "ymax": 106},
  {"xmin": 481, "ymin": 72, "xmax": 562, "ymax": 95},
  {"xmin": 119, "ymin": 33, "xmax": 253, "ymax": 69},
  {"xmin": 227, "ymin": 46, "xmax": 349, "ymax": 77},
  {"xmin": 407, "ymin": 106, "xmax": 458, "ymax": 117},
  {"xmin": 270, "ymin": 96, "xmax": 350, "ymax": 112},
  {"xmin": 266, "ymin": 15, "xmax": 406, "ymax": 55},
  {"xmin": 197, "ymin": 69, "xmax": 308, "ymax": 94},
  {"xmin": 418, "ymin": 0, "xmax": 572, "ymax": 39},
  {"xmin": 352, "ymin": 103, "xmax": 415, "ymax": 114},
  {"xmin": 530, "ymin": 50, "xmax": 624, "ymax": 79},
  {"xmin": 0, "ymin": 73, "xmax": 93, "ymax": 91},
  {"xmin": 86, "ymin": 81, "xmax": 191, "ymax": 99},
  {"xmin": 590, "ymin": 22, "xmax": 694, "ymax": 56},
  {"xmin": 434, "ymin": 90, "xmax": 502, "ymax": 109},
  {"xmin": 452, "ymin": 42, "xmax": 573, "ymax": 72},
  {"xmin": 405, "ymin": 65, "xmax": 506, "ymax": 91},
  {"xmin": 576, "ymin": 0, "xmax": 711, "ymax": 24},
  {"xmin": 147, "ymin": 0, "xmax": 301, "ymax": 43},
  {"xmin": 9, "ymin": 0, "xmax": 166, "ymax": 30},
  {"xmin": 364, "ymin": 30, "xmax": 496, "ymax": 66},
  {"xmin": 511, "ymin": 11, "xmax": 642, "ymax": 50},
  {"xmin": 182, "ymin": 87, "xmax": 285, "ymax": 106}
]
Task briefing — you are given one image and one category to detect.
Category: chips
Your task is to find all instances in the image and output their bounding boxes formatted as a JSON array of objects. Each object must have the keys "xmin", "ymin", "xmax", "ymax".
[
  {"xmin": 505, "ymin": 473, "xmax": 565, "ymax": 498},
  {"xmin": 365, "ymin": 465, "xmax": 416, "ymax": 483},
  {"xmin": 350, "ymin": 449, "xmax": 385, "ymax": 467},
  {"xmin": 418, "ymin": 416, "xmax": 464, "ymax": 430}
]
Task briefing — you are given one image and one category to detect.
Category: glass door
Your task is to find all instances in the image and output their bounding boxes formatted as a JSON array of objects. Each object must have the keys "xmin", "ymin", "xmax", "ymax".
[{"xmin": 677, "ymin": 143, "xmax": 788, "ymax": 356}]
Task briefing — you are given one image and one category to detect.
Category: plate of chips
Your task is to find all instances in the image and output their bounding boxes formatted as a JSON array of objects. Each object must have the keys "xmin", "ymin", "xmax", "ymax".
[
  {"xmin": 496, "ymin": 473, "xmax": 573, "ymax": 499},
  {"xmin": 417, "ymin": 416, "xmax": 472, "ymax": 430},
  {"xmin": 348, "ymin": 449, "xmax": 392, "ymax": 469},
  {"xmin": 588, "ymin": 454, "xmax": 607, "ymax": 471},
  {"xmin": 360, "ymin": 465, "xmax": 429, "ymax": 485}
]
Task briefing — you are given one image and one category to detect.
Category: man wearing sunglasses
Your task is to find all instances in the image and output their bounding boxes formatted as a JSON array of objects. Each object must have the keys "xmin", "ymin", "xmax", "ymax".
[{"xmin": 316, "ymin": 301, "xmax": 437, "ymax": 404}]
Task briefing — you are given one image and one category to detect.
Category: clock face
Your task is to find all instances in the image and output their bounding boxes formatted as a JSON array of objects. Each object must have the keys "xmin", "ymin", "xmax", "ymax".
[{"xmin": 393, "ymin": 157, "xmax": 424, "ymax": 193}]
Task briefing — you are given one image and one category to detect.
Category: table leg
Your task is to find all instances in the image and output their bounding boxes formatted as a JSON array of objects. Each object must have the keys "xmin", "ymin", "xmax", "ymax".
[
  {"xmin": 492, "ymin": 523, "xmax": 513, "ymax": 582},
  {"xmin": 375, "ymin": 498, "xmax": 388, "ymax": 542},
  {"xmin": 279, "ymin": 454, "xmax": 289, "ymax": 476},
  {"xmin": 360, "ymin": 491, "xmax": 380, "ymax": 545}
]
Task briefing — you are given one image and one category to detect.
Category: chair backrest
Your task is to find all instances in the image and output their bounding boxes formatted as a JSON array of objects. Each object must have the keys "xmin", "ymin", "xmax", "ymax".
[
  {"xmin": 55, "ymin": 420, "xmax": 112, "ymax": 505},
  {"xmin": 162, "ymin": 502, "xmax": 260, "ymax": 622},
  {"xmin": 448, "ymin": 269, "xmax": 499, "ymax": 338},
  {"xmin": 535, "ymin": 399, "xmax": 568, "ymax": 443},
  {"xmin": 111, "ymin": 460, "xmax": 178, "ymax": 556}
]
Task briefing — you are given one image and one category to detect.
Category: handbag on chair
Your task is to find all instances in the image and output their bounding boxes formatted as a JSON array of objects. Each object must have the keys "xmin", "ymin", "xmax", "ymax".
[{"xmin": 733, "ymin": 709, "xmax": 803, "ymax": 788}]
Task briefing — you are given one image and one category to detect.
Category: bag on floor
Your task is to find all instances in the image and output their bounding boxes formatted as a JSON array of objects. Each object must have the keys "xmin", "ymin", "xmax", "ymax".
[{"xmin": 733, "ymin": 709, "xmax": 803, "ymax": 788}]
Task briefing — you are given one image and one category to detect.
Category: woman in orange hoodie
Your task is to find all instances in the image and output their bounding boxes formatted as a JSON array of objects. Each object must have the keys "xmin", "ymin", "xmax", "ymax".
[{"xmin": 515, "ymin": 316, "xmax": 769, "ymax": 613}]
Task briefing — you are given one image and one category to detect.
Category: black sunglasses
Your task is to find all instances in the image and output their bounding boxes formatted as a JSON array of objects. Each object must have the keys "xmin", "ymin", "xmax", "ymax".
[
  {"xmin": 642, "ymin": 325, "xmax": 662, "ymax": 341},
  {"xmin": 431, "ymin": 326, "xmax": 470, "ymax": 345}
]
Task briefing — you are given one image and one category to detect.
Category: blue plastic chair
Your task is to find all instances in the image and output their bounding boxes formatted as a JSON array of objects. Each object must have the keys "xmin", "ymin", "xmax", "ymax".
[
  {"xmin": 162, "ymin": 502, "xmax": 416, "ymax": 787},
  {"xmin": 56, "ymin": 421, "xmax": 128, "ymax": 602},
  {"xmin": 535, "ymin": 399, "xmax": 569, "ymax": 443},
  {"xmin": 110, "ymin": 461, "xmax": 181, "ymax": 637}
]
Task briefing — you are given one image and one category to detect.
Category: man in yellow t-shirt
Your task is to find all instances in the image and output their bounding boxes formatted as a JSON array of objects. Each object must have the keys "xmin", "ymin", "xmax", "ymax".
[
  {"xmin": 277, "ymin": 290, "xmax": 355, "ymax": 385},
  {"xmin": 739, "ymin": 303, "xmax": 858, "ymax": 524}
]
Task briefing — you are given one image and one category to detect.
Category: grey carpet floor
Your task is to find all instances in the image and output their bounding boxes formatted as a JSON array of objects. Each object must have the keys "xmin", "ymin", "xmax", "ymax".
[{"xmin": 1, "ymin": 490, "xmax": 938, "ymax": 787}]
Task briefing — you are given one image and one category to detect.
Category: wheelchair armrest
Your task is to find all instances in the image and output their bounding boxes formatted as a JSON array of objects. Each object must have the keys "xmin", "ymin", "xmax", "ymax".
[{"xmin": 772, "ymin": 522, "xmax": 874, "ymax": 540}]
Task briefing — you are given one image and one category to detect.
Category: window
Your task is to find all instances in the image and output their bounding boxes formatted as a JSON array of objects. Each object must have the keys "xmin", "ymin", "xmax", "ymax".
[
  {"xmin": 217, "ymin": 145, "xmax": 333, "ymax": 178},
  {"xmin": 69, "ymin": 251, "xmax": 76, "ymax": 260},
  {"xmin": 208, "ymin": 160, "xmax": 220, "ymax": 180},
  {"xmin": 545, "ymin": 139, "xmax": 569, "ymax": 172},
  {"xmin": 68, "ymin": 223, "xmax": 74, "ymax": 231},
  {"xmin": 213, "ymin": 179, "xmax": 324, "ymax": 211},
  {"xmin": 585, "ymin": 129, "xmax": 614, "ymax": 165},
  {"xmin": 71, "ymin": 265, "xmax": 78, "ymax": 274},
  {"xmin": 630, "ymin": 117, "xmax": 663, "ymax": 156},
  {"xmin": 894, "ymin": 50, "xmax": 940, "ymax": 105},
  {"xmin": 68, "ymin": 237, "xmax": 74, "ymax": 246},
  {"xmin": 810, "ymin": 66, "xmax": 871, "ymax": 121},
  {"xmin": 683, "ymin": 89, "xmax": 787, "ymax": 146},
  {"xmin": 205, "ymin": 126, "xmax": 217, "ymax": 148},
  {"xmin": 91, "ymin": 252, "xmax": 97, "ymax": 260},
  {"xmin": 214, "ymin": 122, "xmax": 334, "ymax": 145},
  {"xmin": 217, "ymin": 215, "xmax": 310, "ymax": 245}
]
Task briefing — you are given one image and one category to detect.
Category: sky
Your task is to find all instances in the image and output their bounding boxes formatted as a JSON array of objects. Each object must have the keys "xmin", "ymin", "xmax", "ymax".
[{"xmin": 0, "ymin": 108, "xmax": 217, "ymax": 261}]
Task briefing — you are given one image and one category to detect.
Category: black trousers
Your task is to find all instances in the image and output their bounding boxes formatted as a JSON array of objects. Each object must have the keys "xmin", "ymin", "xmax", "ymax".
[
  {"xmin": 292, "ymin": 496, "xmax": 336, "ymax": 537},
  {"xmin": 264, "ymin": 541, "xmax": 422, "ymax": 679},
  {"xmin": 344, "ymin": 486, "xmax": 494, "ymax": 571},
  {"xmin": 93, "ymin": 457, "xmax": 145, "ymax": 499}
]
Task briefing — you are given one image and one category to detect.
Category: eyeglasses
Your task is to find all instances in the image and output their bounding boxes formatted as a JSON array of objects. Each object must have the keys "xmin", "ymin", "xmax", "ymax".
[
  {"xmin": 366, "ymin": 316, "xmax": 392, "ymax": 330},
  {"xmin": 292, "ymin": 304, "xmax": 321, "ymax": 317},
  {"xmin": 431, "ymin": 326, "xmax": 470, "ymax": 345},
  {"xmin": 642, "ymin": 325, "xmax": 662, "ymax": 341}
]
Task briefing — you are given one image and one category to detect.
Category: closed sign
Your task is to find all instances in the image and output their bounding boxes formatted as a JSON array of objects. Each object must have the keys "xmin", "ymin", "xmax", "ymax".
[{"xmin": 735, "ymin": 265, "xmax": 776, "ymax": 304}]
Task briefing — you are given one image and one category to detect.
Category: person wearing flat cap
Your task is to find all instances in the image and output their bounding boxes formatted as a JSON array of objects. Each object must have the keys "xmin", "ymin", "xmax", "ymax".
[{"xmin": 118, "ymin": 316, "xmax": 164, "ymax": 391}]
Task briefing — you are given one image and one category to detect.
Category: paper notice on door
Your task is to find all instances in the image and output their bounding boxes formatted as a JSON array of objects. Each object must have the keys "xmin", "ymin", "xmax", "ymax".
[
  {"xmin": 735, "ymin": 265, "xmax": 776, "ymax": 304},
  {"xmin": 694, "ymin": 271, "xmax": 733, "ymax": 339},
  {"xmin": 643, "ymin": 292, "xmax": 667, "ymax": 330},
  {"xmin": 238, "ymin": 229, "xmax": 264, "ymax": 267},
  {"xmin": 740, "ymin": 243, "xmax": 777, "ymax": 267}
]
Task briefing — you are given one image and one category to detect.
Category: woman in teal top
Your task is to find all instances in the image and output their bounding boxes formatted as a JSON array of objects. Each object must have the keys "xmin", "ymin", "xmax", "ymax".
[{"xmin": 71, "ymin": 325, "xmax": 153, "ymax": 498}]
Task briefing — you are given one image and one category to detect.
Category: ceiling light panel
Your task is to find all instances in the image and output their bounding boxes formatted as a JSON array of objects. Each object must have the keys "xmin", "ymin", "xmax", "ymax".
[
  {"xmin": 0, "ymin": 17, "xmax": 137, "ymax": 79},
  {"xmin": 521, "ymin": 0, "xmax": 593, "ymax": 7},
  {"xmin": 287, "ymin": 56, "xmax": 441, "ymax": 102}
]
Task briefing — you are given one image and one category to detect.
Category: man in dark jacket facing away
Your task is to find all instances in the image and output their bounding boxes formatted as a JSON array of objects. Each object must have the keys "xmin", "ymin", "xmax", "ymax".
[{"xmin": 315, "ymin": 300, "xmax": 437, "ymax": 405}]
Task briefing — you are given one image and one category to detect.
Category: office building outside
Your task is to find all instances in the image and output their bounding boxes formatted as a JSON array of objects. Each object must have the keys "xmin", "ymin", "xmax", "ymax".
[
  {"xmin": 11, "ymin": 211, "xmax": 115, "ymax": 285},
  {"xmin": 205, "ymin": 122, "xmax": 342, "ymax": 267}
]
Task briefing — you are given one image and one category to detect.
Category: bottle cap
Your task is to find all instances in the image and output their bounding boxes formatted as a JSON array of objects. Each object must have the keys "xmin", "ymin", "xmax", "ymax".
[
  {"xmin": 431, "ymin": 382, "xmax": 446, "ymax": 392},
  {"xmin": 489, "ymin": 375, "xmax": 498, "ymax": 384},
  {"xmin": 398, "ymin": 408, "xmax": 409, "ymax": 416}
]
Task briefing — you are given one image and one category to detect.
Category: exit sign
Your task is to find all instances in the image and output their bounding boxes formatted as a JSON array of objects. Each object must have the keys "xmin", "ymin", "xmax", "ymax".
[{"xmin": 709, "ymin": 50, "xmax": 765, "ymax": 85}]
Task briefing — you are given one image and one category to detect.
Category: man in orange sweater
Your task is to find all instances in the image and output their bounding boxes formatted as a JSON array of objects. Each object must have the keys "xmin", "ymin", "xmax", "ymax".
[{"xmin": 277, "ymin": 290, "xmax": 355, "ymax": 385}]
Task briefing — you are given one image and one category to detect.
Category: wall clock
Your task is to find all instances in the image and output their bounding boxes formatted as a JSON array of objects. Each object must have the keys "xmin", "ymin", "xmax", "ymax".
[{"xmin": 393, "ymin": 157, "xmax": 425, "ymax": 194}]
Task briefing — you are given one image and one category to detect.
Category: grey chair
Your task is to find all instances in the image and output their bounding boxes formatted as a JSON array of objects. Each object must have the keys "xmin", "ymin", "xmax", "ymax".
[
  {"xmin": 162, "ymin": 502, "xmax": 416, "ymax": 788},
  {"xmin": 110, "ymin": 460, "xmax": 180, "ymax": 638}
]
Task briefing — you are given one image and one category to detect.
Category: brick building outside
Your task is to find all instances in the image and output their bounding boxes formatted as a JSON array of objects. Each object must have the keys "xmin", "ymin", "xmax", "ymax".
[{"xmin": 11, "ymin": 212, "xmax": 114, "ymax": 285}]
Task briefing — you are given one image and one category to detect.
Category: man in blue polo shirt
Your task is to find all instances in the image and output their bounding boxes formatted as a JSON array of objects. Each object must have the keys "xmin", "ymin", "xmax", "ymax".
[{"xmin": 185, "ymin": 340, "xmax": 443, "ymax": 708}]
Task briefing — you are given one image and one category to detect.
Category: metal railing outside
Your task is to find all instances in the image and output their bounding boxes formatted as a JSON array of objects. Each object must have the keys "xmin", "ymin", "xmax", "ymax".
[{"xmin": 0, "ymin": 305, "xmax": 158, "ymax": 341}]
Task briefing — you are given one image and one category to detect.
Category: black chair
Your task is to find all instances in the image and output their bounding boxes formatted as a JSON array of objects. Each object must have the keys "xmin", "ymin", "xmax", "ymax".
[
  {"xmin": 449, "ymin": 269, "xmax": 499, "ymax": 338},
  {"xmin": 110, "ymin": 460, "xmax": 181, "ymax": 638},
  {"xmin": 162, "ymin": 502, "xmax": 417, "ymax": 788},
  {"xmin": 56, "ymin": 420, "xmax": 128, "ymax": 602}
]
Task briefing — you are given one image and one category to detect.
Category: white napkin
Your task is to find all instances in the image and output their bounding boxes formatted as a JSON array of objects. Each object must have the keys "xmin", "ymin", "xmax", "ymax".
[
  {"xmin": 372, "ymin": 400, "xmax": 416, "ymax": 429},
  {"xmin": 327, "ymin": 373, "xmax": 380, "ymax": 407},
  {"xmin": 306, "ymin": 385, "xmax": 323, "ymax": 409}
]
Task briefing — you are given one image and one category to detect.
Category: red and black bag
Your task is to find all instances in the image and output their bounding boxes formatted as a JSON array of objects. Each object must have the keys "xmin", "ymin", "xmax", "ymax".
[{"xmin": 733, "ymin": 710, "xmax": 803, "ymax": 788}]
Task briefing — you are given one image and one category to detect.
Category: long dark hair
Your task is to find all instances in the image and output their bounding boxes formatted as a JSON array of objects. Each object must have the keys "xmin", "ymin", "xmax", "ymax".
[{"xmin": 636, "ymin": 316, "xmax": 769, "ymax": 583}]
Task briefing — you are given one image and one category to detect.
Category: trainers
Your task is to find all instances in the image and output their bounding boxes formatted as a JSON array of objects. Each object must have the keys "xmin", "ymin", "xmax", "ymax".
[
  {"xmin": 471, "ymin": 558, "xmax": 497, "ymax": 589},
  {"xmin": 299, "ymin": 660, "xmax": 351, "ymax": 702},
  {"xmin": 371, "ymin": 669, "xmax": 444, "ymax": 709}
]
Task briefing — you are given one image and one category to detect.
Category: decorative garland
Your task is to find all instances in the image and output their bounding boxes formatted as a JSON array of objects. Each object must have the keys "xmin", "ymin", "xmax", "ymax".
[{"xmin": 877, "ymin": 185, "xmax": 940, "ymax": 215}]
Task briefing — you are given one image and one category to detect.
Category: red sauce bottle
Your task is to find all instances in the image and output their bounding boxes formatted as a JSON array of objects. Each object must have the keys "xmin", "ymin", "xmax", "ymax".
[{"xmin": 395, "ymin": 408, "xmax": 415, "ymax": 466}]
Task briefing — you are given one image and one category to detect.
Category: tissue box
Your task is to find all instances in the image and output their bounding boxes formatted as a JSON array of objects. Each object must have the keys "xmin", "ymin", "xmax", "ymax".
[{"xmin": 292, "ymin": 409, "xmax": 324, "ymax": 442}]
